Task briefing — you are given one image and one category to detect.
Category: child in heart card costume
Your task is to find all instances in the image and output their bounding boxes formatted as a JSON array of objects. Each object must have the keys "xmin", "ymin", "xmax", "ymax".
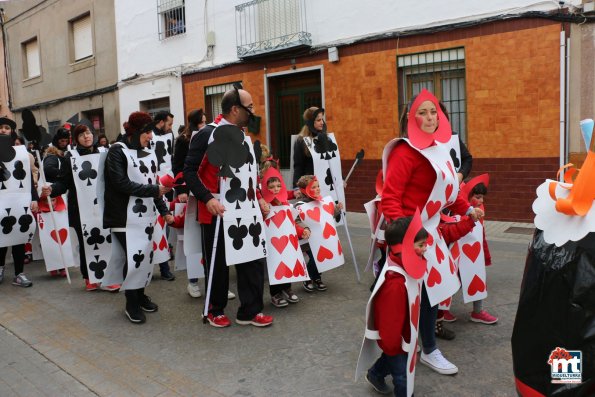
[
  {"xmin": 294, "ymin": 175, "xmax": 344, "ymax": 292},
  {"xmin": 261, "ymin": 166, "xmax": 310, "ymax": 307},
  {"xmin": 356, "ymin": 211, "xmax": 428, "ymax": 397}
]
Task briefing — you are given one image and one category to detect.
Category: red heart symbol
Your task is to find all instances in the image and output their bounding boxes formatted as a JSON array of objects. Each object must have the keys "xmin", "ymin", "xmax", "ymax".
[
  {"xmin": 409, "ymin": 351, "xmax": 417, "ymax": 373},
  {"xmin": 410, "ymin": 295, "xmax": 420, "ymax": 330},
  {"xmin": 153, "ymin": 241, "xmax": 157, "ymax": 251},
  {"xmin": 157, "ymin": 215, "xmax": 165, "ymax": 228},
  {"xmin": 38, "ymin": 215, "xmax": 44, "ymax": 230},
  {"xmin": 271, "ymin": 236, "xmax": 289, "ymax": 254},
  {"xmin": 467, "ymin": 275, "xmax": 486, "ymax": 296},
  {"xmin": 159, "ymin": 236, "xmax": 168, "ymax": 251},
  {"xmin": 299, "ymin": 210, "xmax": 305, "ymax": 221},
  {"xmin": 289, "ymin": 234, "xmax": 299, "ymax": 250},
  {"xmin": 440, "ymin": 297, "xmax": 452, "ymax": 307},
  {"xmin": 427, "ymin": 267, "xmax": 442, "ymax": 287},
  {"xmin": 338, "ymin": 240, "xmax": 343, "ymax": 255},
  {"xmin": 449, "ymin": 257, "xmax": 456, "ymax": 274},
  {"xmin": 264, "ymin": 218, "xmax": 271, "ymax": 226},
  {"xmin": 435, "ymin": 245, "xmax": 445, "ymax": 264},
  {"xmin": 50, "ymin": 228, "xmax": 68, "ymax": 245},
  {"xmin": 322, "ymin": 202, "xmax": 334, "ymax": 216},
  {"xmin": 462, "ymin": 242, "xmax": 481, "ymax": 263},
  {"xmin": 426, "ymin": 234, "xmax": 434, "ymax": 246},
  {"xmin": 322, "ymin": 223, "xmax": 336, "ymax": 239},
  {"xmin": 445, "ymin": 184, "xmax": 453, "ymax": 201},
  {"xmin": 451, "ymin": 242, "xmax": 460, "ymax": 260},
  {"xmin": 274, "ymin": 262, "xmax": 293, "ymax": 280},
  {"xmin": 293, "ymin": 260, "xmax": 305, "ymax": 277},
  {"xmin": 317, "ymin": 246, "xmax": 334, "ymax": 262},
  {"xmin": 440, "ymin": 170, "xmax": 446, "ymax": 180},
  {"xmin": 271, "ymin": 210, "xmax": 287, "ymax": 228},
  {"xmin": 286, "ymin": 209, "xmax": 295, "ymax": 225},
  {"xmin": 425, "ymin": 200, "xmax": 442, "ymax": 219},
  {"xmin": 447, "ymin": 162, "xmax": 455, "ymax": 177},
  {"xmin": 306, "ymin": 207, "xmax": 321, "ymax": 222}
]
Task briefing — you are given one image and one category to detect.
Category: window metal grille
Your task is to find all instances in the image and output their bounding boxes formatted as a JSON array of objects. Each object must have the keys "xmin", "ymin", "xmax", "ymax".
[
  {"xmin": 397, "ymin": 48, "xmax": 467, "ymax": 142},
  {"xmin": 157, "ymin": 0, "xmax": 186, "ymax": 40},
  {"xmin": 204, "ymin": 82, "xmax": 241, "ymax": 122}
]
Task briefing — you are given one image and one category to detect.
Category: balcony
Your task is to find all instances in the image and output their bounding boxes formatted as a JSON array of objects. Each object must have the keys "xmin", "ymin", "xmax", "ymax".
[{"xmin": 235, "ymin": 0, "xmax": 312, "ymax": 59}]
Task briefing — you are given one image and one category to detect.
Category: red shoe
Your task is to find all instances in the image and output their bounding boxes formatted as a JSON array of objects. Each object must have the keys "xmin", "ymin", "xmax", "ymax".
[
  {"xmin": 101, "ymin": 284, "xmax": 121, "ymax": 292},
  {"xmin": 470, "ymin": 310, "xmax": 498, "ymax": 325},
  {"xmin": 236, "ymin": 313, "xmax": 273, "ymax": 327},
  {"xmin": 58, "ymin": 269, "xmax": 67, "ymax": 278},
  {"xmin": 85, "ymin": 280, "xmax": 98, "ymax": 291},
  {"xmin": 443, "ymin": 310, "xmax": 457, "ymax": 323},
  {"xmin": 49, "ymin": 270, "xmax": 60, "ymax": 277},
  {"xmin": 205, "ymin": 313, "xmax": 231, "ymax": 328}
]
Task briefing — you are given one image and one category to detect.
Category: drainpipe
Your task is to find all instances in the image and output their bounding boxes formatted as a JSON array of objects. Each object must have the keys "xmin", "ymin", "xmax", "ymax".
[
  {"xmin": 565, "ymin": 36, "xmax": 570, "ymax": 165},
  {"xmin": 559, "ymin": 30, "xmax": 566, "ymax": 179}
]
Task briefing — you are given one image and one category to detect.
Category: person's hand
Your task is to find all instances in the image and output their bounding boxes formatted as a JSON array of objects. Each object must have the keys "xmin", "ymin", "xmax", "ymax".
[
  {"xmin": 337, "ymin": 202, "xmax": 344, "ymax": 211},
  {"xmin": 469, "ymin": 207, "xmax": 484, "ymax": 221},
  {"xmin": 206, "ymin": 198, "xmax": 225, "ymax": 216},
  {"xmin": 30, "ymin": 201, "xmax": 38, "ymax": 213},
  {"xmin": 164, "ymin": 214, "xmax": 175, "ymax": 225},
  {"xmin": 177, "ymin": 193, "xmax": 188, "ymax": 203},
  {"xmin": 159, "ymin": 185, "xmax": 172, "ymax": 196},
  {"xmin": 259, "ymin": 198, "xmax": 270, "ymax": 216},
  {"xmin": 294, "ymin": 189, "xmax": 304, "ymax": 200},
  {"xmin": 41, "ymin": 185, "xmax": 52, "ymax": 198},
  {"xmin": 301, "ymin": 228, "xmax": 311, "ymax": 239},
  {"xmin": 457, "ymin": 172, "xmax": 464, "ymax": 183}
]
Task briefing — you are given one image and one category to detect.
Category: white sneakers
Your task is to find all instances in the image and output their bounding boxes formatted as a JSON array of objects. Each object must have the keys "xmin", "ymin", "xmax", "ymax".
[
  {"xmin": 227, "ymin": 290, "xmax": 236, "ymax": 300},
  {"xmin": 187, "ymin": 282, "xmax": 202, "ymax": 298},
  {"xmin": 419, "ymin": 349, "xmax": 458, "ymax": 375}
]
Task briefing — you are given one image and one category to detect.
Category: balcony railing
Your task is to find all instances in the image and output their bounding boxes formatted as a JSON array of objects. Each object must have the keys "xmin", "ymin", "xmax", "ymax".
[{"xmin": 235, "ymin": 0, "xmax": 312, "ymax": 59}]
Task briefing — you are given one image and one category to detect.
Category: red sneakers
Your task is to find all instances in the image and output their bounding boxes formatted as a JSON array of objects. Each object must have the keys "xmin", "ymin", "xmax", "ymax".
[
  {"xmin": 101, "ymin": 284, "xmax": 121, "ymax": 292},
  {"xmin": 85, "ymin": 279, "xmax": 98, "ymax": 291},
  {"xmin": 236, "ymin": 313, "xmax": 273, "ymax": 327},
  {"xmin": 205, "ymin": 313, "xmax": 231, "ymax": 328},
  {"xmin": 470, "ymin": 310, "xmax": 498, "ymax": 325},
  {"xmin": 442, "ymin": 310, "xmax": 457, "ymax": 323}
]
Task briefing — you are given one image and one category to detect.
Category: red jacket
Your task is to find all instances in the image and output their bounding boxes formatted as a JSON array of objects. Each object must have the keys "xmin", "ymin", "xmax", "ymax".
[
  {"xmin": 382, "ymin": 141, "xmax": 470, "ymax": 222},
  {"xmin": 374, "ymin": 257, "xmax": 410, "ymax": 356},
  {"xmin": 439, "ymin": 216, "xmax": 476, "ymax": 245}
]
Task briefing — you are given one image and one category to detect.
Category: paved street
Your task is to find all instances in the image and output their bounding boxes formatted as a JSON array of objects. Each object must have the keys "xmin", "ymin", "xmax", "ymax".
[{"xmin": 0, "ymin": 213, "xmax": 533, "ymax": 396}]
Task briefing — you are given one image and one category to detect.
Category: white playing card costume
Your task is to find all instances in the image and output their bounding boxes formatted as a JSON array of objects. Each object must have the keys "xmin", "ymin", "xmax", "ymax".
[
  {"xmin": 175, "ymin": 200, "xmax": 205, "ymax": 279},
  {"xmin": 218, "ymin": 134, "xmax": 267, "ymax": 266},
  {"xmin": 0, "ymin": 146, "xmax": 37, "ymax": 248},
  {"xmin": 150, "ymin": 133, "xmax": 174, "ymax": 265},
  {"xmin": 382, "ymin": 138, "xmax": 461, "ymax": 307},
  {"xmin": 103, "ymin": 146, "xmax": 159, "ymax": 290},
  {"xmin": 303, "ymin": 133, "xmax": 346, "ymax": 208},
  {"xmin": 296, "ymin": 196, "xmax": 344, "ymax": 273},
  {"xmin": 264, "ymin": 205, "xmax": 309, "ymax": 285},
  {"xmin": 37, "ymin": 207, "xmax": 76, "ymax": 271},
  {"xmin": 355, "ymin": 260, "xmax": 423, "ymax": 397},
  {"xmin": 69, "ymin": 150, "xmax": 111, "ymax": 283}
]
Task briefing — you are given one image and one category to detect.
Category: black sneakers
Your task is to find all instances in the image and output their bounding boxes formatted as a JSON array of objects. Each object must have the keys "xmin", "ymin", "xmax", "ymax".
[{"xmin": 140, "ymin": 295, "xmax": 159, "ymax": 312}]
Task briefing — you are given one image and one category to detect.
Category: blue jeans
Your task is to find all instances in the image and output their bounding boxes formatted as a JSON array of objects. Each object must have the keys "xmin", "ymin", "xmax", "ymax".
[
  {"xmin": 368, "ymin": 353, "xmax": 407, "ymax": 397},
  {"xmin": 419, "ymin": 284, "xmax": 437, "ymax": 354}
]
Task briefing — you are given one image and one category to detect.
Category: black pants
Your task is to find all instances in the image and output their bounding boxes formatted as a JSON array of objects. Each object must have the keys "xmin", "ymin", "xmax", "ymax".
[
  {"xmin": 72, "ymin": 218, "xmax": 88, "ymax": 280},
  {"xmin": 201, "ymin": 217, "xmax": 264, "ymax": 321},
  {"xmin": 269, "ymin": 282, "xmax": 290, "ymax": 296},
  {"xmin": 0, "ymin": 245, "xmax": 25, "ymax": 275}
]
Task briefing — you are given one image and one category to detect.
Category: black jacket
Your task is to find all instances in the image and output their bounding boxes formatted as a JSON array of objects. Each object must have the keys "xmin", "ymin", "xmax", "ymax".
[
  {"xmin": 292, "ymin": 135, "xmax": 316, "ymax": 187},
  {"xmin": 45, "ymin": 147, "xmax": 98, "ymax": 230},
  {"xmin": 455, "ymin": 133, "xmax": 473, "ymax": 180},
  {"xmin": 103, "ymin": 142, "xmax": 169, "ymax": 229},
  {"xmin": 183, "ymin": 124, "xmax": 216, "ymax": 204},
  {"xmin": 172, "ymin": 135, "xmax": 190, "ymax": 195}
]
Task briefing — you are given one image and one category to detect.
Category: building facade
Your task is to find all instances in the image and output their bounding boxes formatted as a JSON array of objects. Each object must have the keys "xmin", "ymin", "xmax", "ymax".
[
  {"xmin": 181, "ymin": 0, "xmax": 594, "ymax": 221},
  {"xmin": 2, "ymin": 0, "xmax": 119, "ymax": 144}
]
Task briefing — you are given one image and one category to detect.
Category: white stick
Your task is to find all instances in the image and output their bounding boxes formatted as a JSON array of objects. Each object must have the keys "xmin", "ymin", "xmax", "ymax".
[
  {"xmin": 202, "ymin": 212, "xmax": 221, "ymax": 322},
  {"xmin": 343, "ymin": 159, "xmax": 360, "ymax": 185},
  {"xmin": 35, "ymin": 151, "xmax": 71, "ymax": 284},
  {"xmin": 340, "ymin": 211, "xmax": 360, "ymax": 283}
]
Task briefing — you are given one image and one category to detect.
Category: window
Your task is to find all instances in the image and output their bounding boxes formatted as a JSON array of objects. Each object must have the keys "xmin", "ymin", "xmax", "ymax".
[
  {"xmin": 22, "ymin": 38, "xmax": 41, "ymax": 79},
  {"xmin": 71, "ymin": 14, "xmax": 93, "ymax": 62},
  {"xmin": 157, "ymin": 0, "xmax": 186, "ymax": 40},
  {"xmin": 82, "ymin": 108, "xmax": 105, "ymax": 135},
  {"xmin": 139, "ymin": 97, "xmax": 170, "ymax": 119},
  {"xmin": 204, "ymin": 82, "xmax": 241, "ymax": 122},
  {"xmin": 47, "ymin": 120, "xmax": 62, "ymax": 137},
  {"xmin": 397, "ymin": 48, "xmax": 467, "ymax": 141}
]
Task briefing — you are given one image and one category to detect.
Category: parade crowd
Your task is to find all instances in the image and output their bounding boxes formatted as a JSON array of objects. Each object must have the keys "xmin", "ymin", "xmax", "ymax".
[{"xmin": 0, "ymin": 85, "xmax": 499, "ymax": 396}]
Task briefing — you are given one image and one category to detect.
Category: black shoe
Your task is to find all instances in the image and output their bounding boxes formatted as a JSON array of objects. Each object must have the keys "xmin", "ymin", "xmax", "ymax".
[
  {"xmin": 160, "ymin": 270, "xmax": 175, "ymax": 281},
  {"xmin": 313, "ymin": 279, "xmax": 327, "ymax": 291},
  {"xmin": 365, "ymin": 371, "xmax": 391, "ymax": 394},
  {"xmin": 125, "ymin": 308, "xmax": 146, "ymax": 324},
  {"xmin": 435, "ymin": 319, "xmax": 456, "ymax": 340},
  {"xmin": 303, "ymin": 281, "xmax": 315, "ymax": 292},
  {"xmin": 139, "ymin": 295, "xmax": 159, "ymax": 313}
]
